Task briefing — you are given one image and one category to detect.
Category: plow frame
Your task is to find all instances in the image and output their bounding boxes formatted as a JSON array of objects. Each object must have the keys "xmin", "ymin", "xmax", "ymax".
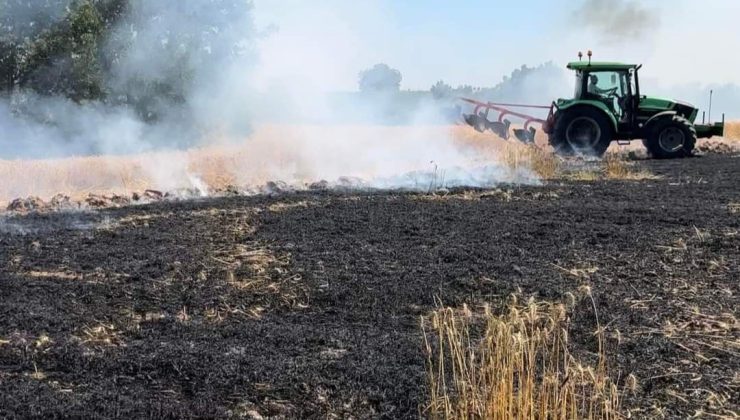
[{"xmin": 460, "ymin": 98, "xmax": 556, "ymax": 133}]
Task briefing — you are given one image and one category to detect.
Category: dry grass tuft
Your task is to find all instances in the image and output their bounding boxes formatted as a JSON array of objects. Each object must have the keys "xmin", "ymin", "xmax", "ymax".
[
  {"xmin": 28, "ymin": 363, "xmax": 47, "ymax": 381},
  {"xmin": 267, "ymin": 200, "xmax": 313, "ymax": 213},
  {"xmin": 229, "ymin": 245, "xmax": 287, "ymax": 276},
  {"xmin": 603, "ymin": 154, "xmax": 631, "ymax": 179},
  {"xmin": 415, "ymin": 189, "xmax": 514, "ymax": 203},
  {"xmin": 552, "ymin": 264, "xmax": 599, "ymax": 280},
  {"xmin": 24, "ymin": 270, "xmax": 82, "ymax": 281},
  {"xmin": 567, "ymin": 170, "xmax": 601, "ymax": 181},
  {"xmin": 212, "ymin": 242, "xmax": 307, "ymax": 313},
  {"xmin": 603, "ymin": 154, "xmax": 658, "ymax": 180},
  {"xmin": 501, "ymin": 144, "xmax": 561, "ymax": 180},
  {"xmin": 422, "ymin": 297, "xmax": 622, "ymax": 420},
  {"xmin": 78, "ymin": 323, "xmax": 124, "ymax": 347},
  {"xmin": 639, "ymin": 306, "xmax": 739, "ymax": 363},
  {"xmin": 564, "ymin": 154, "xmax": 658, "ymax": 182}
]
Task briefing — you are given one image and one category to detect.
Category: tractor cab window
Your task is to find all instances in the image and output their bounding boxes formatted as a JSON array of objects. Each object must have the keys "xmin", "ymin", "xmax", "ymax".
[
  {"xmin": 586, "ymin": 71, "xmax": 622, "ymax": 97},
  {"xmin": 585, "ymin": 71, "xmax": 628, "ymax": 117}
]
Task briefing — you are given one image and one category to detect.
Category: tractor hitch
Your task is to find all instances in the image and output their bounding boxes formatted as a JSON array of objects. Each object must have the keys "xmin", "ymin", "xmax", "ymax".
[{"xmin": 695, "ymin": 113, "xmax": 725, "ymax": 139}]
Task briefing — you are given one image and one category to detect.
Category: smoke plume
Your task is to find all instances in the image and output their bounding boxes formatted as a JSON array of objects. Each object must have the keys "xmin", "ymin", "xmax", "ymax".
[
  {"xmin": 1, "ymin": 0, "xmax": 256, "ymax": 156},
  {"xmin": 0, "ymin": 0, "xmax": 545, "ymax": 204},
  {"xmin": 572, "ymin": 0, "xmax": 657, "ymax": 43}
]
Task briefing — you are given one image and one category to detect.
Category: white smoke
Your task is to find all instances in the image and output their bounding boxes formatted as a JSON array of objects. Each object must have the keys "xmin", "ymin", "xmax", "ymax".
[
  {"xmin": 572, "ymin": 0, "xmax": 657, "ymax": 44},
  {"xmin": 0, "ymin": 0, "xmax": 543, "ymax": 204},
  {"xmin": 0, "ymin": 94, "xmax": 149, "ymax": 158},
  {"xmin": 1, "ymin": 0, "xmax": 256, "ymax": 156}
]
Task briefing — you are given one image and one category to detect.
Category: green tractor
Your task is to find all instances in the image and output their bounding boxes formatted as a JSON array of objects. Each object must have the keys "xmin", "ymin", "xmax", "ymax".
[{"xmin": 462, "ymin": 56, "xmax": 725, "ymax": 158}]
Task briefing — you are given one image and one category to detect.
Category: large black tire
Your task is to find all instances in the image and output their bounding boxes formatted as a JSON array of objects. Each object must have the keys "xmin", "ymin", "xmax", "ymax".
[
  {"xmin": 548, "ymin": 107, "xmax": 613, "ymax": 157},
  {"xmin": 643, "ymin": 115, "xmax": 696, "ymax": 159}
]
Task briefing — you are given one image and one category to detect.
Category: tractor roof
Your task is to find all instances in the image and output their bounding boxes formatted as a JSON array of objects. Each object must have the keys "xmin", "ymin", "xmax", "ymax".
[{"xmin": 567, "ymin": 62, "xmax": 639, "ymax": 71}]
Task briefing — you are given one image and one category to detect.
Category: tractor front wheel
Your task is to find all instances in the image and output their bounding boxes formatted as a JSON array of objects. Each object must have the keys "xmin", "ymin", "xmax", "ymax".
[
  {"xmin": 643, "ymin": 115, "xmax": 696, "ymax": 159},
  {"xmin": 549, "ymin": 108, "xmax": 613, "ymax": 157}
]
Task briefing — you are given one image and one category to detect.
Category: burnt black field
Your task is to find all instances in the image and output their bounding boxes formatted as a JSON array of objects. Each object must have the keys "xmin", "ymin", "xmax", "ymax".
[{"xmin": 1, "ymin": 154, "xmax": 738, "ymax": 419}]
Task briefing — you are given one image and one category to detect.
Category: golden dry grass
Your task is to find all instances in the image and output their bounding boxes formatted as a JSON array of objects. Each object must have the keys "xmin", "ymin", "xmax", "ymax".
[
  {"xmin": 2, "ymin": 121, "xmax": 733, "ymax": 207},
  {"xmin": 562, "ymin": 153, "xmax": 658, "ymax": 182},
  {"xmin": 210, "ymin": 237, "xmax": 308, "ymax": 316},
  {"xmin": 603, "ymin": 154, "xmax": 658, "ymax": 180},
  {"xmin": 567, "ymin": 170, "xmax": 601, "ymax": 181},
  {"xmin": 0, "ymin": 124, "xmax": 546, "ymax": 206},
  {"xmin": 24, "ymin": 270, "xmax": 82, "ymax": 281},
  {"xmin": 725, "ymin": 121, "xmax": 740, "ymax": 141},
  {"xmin": 76, "ymin": 323, "xmax": 124, "ymax": 347},
  {"xmin": 267, "ymin": 200, "xmax": 314, "ymax": 213},
  {"xmin": 447, "ymin": 124, "xmax": 563, "ymax": 179},
  {"xmin": 422, "ymin": 295, "xmax": 623, "ymax": 420},
  {"xmin": 603, "ymin": 154, "xmax": 631, "ymax": 179},
  {"xmin": 500, "ymin": 144, "xmax": 561, "ymax": 180},
  {"xmin": 414, "ymin": 189, "xmax": 514, "ymax": 202}
]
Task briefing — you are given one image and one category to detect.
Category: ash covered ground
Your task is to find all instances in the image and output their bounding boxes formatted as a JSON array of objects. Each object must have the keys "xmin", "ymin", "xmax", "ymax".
[{"xmin": 0, "ymin": 154, "xmax": 738, "ymax": 418}]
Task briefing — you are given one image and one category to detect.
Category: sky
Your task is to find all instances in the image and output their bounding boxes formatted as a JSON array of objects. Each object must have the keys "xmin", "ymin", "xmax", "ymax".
[{"xmin": 251, "ymin": 0, "xmax": 740, "ymax": 91}]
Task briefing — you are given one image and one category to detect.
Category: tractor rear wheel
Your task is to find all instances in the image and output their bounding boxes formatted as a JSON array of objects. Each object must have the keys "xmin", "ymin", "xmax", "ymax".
[
  {"xmin": 549, "ymin": 107, "xmax": 613, "ymax": 157},
  {"xmin": 643, "ymin": 115, "xmax": 696, "ymax": 159}
]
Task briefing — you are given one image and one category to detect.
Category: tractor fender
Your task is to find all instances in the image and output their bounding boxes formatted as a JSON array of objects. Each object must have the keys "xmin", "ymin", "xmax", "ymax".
[
  {"xmin": 644, "ymin": 110, "xmax": 678, "ymax": 130},
  {"xmin": 554, "ymin": 101, "xmax": 618, "ymax": 133}
]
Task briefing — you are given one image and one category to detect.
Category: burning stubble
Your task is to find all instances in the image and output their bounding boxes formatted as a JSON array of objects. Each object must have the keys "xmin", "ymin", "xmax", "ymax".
[
  {"xmin": 0, "ymin": 0, "xmax": 545, "ymax": 202},
  {"xmin": 0, "ymin": 124, "xmax": 546, "ymax": 206}
]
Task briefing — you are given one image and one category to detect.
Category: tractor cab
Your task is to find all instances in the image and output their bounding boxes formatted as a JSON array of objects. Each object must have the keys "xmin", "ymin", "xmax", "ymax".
[{"xmin": 565, "ymin": 61, "xmax": 641, "ymax": 133}]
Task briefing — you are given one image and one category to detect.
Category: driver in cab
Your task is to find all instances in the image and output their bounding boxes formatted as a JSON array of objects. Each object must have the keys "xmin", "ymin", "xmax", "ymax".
[
  {"xmin": 587, "ymin": 75, "xmax": 612, "ymax": 97},
  {"xmin": 586, "ymin": 74, "xmax": 623, "ymax": 116}
]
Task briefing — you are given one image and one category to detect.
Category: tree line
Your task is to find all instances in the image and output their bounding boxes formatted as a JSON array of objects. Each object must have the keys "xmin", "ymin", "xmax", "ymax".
[
  {"xmin": 359, "ymin": 61, "xmax": 566, "ymax": 106},
  {"xmin": 0, "ymin": 0, "xmax": 128, "ymax": 100},
  {"xmin": 0, "ymin": 0, "xmax": 565, "ymax": 114}
]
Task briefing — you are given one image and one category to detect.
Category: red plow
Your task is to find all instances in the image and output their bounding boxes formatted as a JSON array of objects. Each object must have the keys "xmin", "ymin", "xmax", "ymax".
[{"xmin": 460, "ymin": 98, "xmax": 555, "ymax": 144}]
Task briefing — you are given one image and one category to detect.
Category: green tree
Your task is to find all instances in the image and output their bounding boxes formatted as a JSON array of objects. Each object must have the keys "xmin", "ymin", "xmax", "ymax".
[
  {"xmin": 358, "ymin": 63, "xmax": 402, "ymax": 93},
  {"xmin": 67, "ymin": 1, "xmax": 105, "ymax": 100},
  {"xmin": 0, "ymin": 0, "xmax": 125, "ymax": 100},
  {"xmin": 430, "ymin": 80, "xmax": 452, "ymax": 99}
]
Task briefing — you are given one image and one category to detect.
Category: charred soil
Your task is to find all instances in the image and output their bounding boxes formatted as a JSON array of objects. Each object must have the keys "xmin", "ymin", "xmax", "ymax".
[{"xmin": 1, "ymin": 154, "xmax": 738, "ymax": 418}]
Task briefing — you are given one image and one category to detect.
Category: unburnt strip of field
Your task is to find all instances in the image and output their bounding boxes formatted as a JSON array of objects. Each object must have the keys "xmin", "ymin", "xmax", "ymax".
[
  {"xmin": 1, "ymin": 122, "xmax": 739, "ymax": 208},
  {"xmin": 0, "ymin": 154, "xmax": 738, "ymax": 418}
]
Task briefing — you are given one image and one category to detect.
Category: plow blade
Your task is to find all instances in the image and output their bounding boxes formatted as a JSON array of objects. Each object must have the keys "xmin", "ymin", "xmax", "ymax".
[
  {"xmin": 463, "ymin": 113, "xmax": 511, "ymax": 140},
  {"xmin": 513, "ymin": 127, "xmax": 537, "ymax": 144},
  {"xmin": 463, "ymin": 113, "xmax": 489, "ymax": 133},
  {"xmin": 460, "ymin": 98, "xmax": 552, "ymax": 145}
]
